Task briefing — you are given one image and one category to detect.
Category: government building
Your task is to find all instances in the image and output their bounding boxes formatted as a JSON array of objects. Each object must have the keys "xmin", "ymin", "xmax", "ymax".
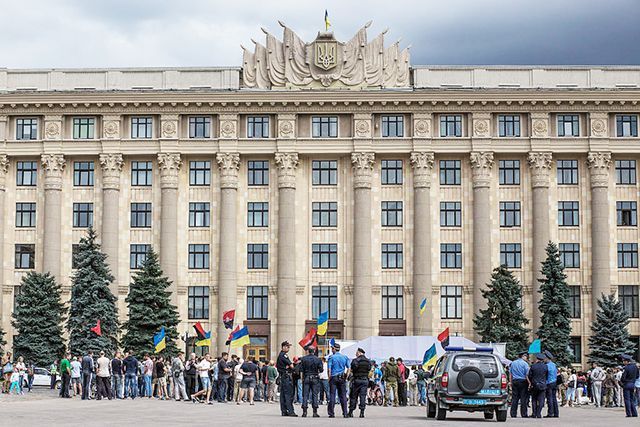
[{"xmin": 0, "ymin": 23, "xmax": 639, "ymax": 364}]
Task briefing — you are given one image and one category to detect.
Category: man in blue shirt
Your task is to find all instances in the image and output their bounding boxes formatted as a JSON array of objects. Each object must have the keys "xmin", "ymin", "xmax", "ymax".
[
  {"xmin": 326, "ymin": 343, "xmax": 350, "ymax": 418},
  {"xmin": 509, "ymin": 350, "xmax": 530, "ymax": 418},
  {"xmin": 544, "ymin": 350, "xmax": 559, "ymax": 418}
]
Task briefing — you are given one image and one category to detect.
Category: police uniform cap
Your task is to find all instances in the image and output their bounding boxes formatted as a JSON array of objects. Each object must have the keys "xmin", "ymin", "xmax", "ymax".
[
  {"xmin": 332, "ymin": 343, "xmax": 341, "ymax": 350},
  {"xmin": 536, "ymin": 353, "xmax": 546, "ymax": 361},
  {"xmin": 357, "ymin": 347, "xmax": 366, "ymax": 354},
  {"xmin": 544, "ymin": 350, "xmax": 554, "ymax": 359},
  {"xmin": 281, "ymin": 341, "xmax": 292, "ymax": 347},
  {"xmin": 517, "ymin": 350, "xmax": 528, "ymax": 357},
  {"xmin": 621, "ymin": 354, "xmax": 633, "ymax": 361}
]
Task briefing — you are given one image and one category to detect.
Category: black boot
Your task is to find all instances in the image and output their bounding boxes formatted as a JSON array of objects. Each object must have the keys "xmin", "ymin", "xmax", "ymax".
[
  {"xmin": 360, "ymin": 409, "xmax": 365, "ymax": 418},
  {"xmin": 313, "ymin": 409, "xmax": 320, "ymax": 418},
  {"xmin": 347, "ymin": 410, "xmax": 353, "ymax": 418},
  {"xmin": 302, "ymin": 409, "xmax": 307, "ymax": 418}
]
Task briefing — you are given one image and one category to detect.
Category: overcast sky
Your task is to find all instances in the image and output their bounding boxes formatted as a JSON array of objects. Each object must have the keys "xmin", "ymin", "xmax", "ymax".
[{"xmin": 1, "ymin": 0, "xmax": 639, "ymax": 69}]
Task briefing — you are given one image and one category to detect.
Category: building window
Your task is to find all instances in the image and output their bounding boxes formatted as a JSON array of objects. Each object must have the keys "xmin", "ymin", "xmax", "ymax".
[
  {"xmin": 129, "ymin": 244, "xmax": 150, "ymax": 269},
  {"xmin": 188, "ymin": 117, "xmax": 211, "ymax": 138},
  {"xmin": 569, "ymin": 336, "xmax": 582, "ymax": 364},
  {"xmin": 131, "ymin": 161, "xmax": 153, "ymax": 186},
  {"xmin": 16, "ymin": 161, "xmax": 37, "ymax": 186},
  {"xmin": 557, "ymin": 160, "xmax": 579, "ymax": 185},
  {"xmin": 72, "ymin": 244, "xmax": 80, "ymax": 269},
  {"xmin": 189, "ymin": 202, "xmax": 210, "ymax": 227},
  {"xmin": 440, "ymin": 160, "xmax": 461, "ymax": 185},
  {"xmin": 247, "ymin": 202, "xmax": 268, "ymax": 227},
  {"xmin": 498, "ymin": 115, "xmax": 521, "ymax": 137},
  {"xmin": 248, "ymin": 160, "xmax": 269, "ymax": 186},
  {"xmin": 498, "ymin": 160, "xmax": 520, "ymax": 185},
  {"xmin": 381, "ymin": 201, "xmax": 403, "ymax": 227},
  {"xmin": 312, "ymin": 160, "xmax": 337, "ymax": 185},
  {"xmin": 440, "ymin": 115, "xmax": 462, "ymax": 137},
  {"xmin": 247, "ymin": 116, "xmax": 269, "ymax": 138},
  {"xmin": 247, "ymin": 286, "xmax": 268, "ymax": 320},
  {"xmin": 381, "ymin": 160, "xmax": 403, "ymax": 185},
  {"xmin": 312, "ymin": 202, "xmax": 337, "ymax": 227},
  {"xmin": 15, "ymin": 202, "xmax": 36, "ymax": 228},
  {"xmin": 312, "ymin": 243, "xmax": 337, "ymax": 269},
  {"xmin": 131, "ymin": 203, "xmax": 152, "ymax": 228},
  {"xmin": 189, "ymin": 161, "xmax": 210, "ymax": 186},
  {"xmin": 617, "ymin": 243, "xmax": 638, "ymax": 268},
  {"xmin": 568, "ymin": 286, "xmax": 581, "ymax": 318},
  {"xmin": 188, "ymin": 286, "xmax": 209, "ymax": 319},
  {"xmin": 440, "ymin": 243, "xmax": 462, "ymax": 269},
  {"xmin": 440, "ymin": 285, "xmax": 462, "ymax": 319},
  {"xmin": 559, "ymin": 243, "xmax": 581, "ymax": 268},
  {"xmin": 73, "ymin": 203, "xmax": 93, "ymax": 228},
  {"xmin": 16, "ymin": 118, "xmax": 38, "ymax": 140},
  {"xmin": 73, "ymin": 161, "xmax": 94, "ymax": 187},
  {"xmin": 499, "ymin": 201, "xmax": 521, "ymax": 228},
  {"xmin": 312, "ymin": 116, "xmax": 338, "ymax": 138},
  {"xmin": 500, "ymin": 243, "xmax": 522, "ymax": 268},
  {"xmin": 440, "ymin": 201, "xmax": 462, "ymax": 227},
  {"xmin": 312, "ymin": 285, "xmax": 337, "ymax": 319},
  {"xmin": 15, "ymin": 244, "xmax": 35, "ymax": 269},
  {"xmin": 617, "ymin": 201, "xmax": 638, "ymax": 226},
  {"xmin": 188, "ymin": 244, "xmax": 210, "ymax": 269},
  {"xmin": 382, "ymin": 243, "xmax": 403, "ymax": 269},
  {"xmin": 381, "ymin": 115, "xmax": 404, "ymax": 137},
  {"xmin": 617, "ymin": 115, "xmax": 638, "ymax": 137},
  {"xmin": 382, "ymin": 285, "xmax": 403, "ymax": 320},
  {"xmin": 131, "ymin": 117, "xmax": 153, "ymax": 139},
  {"xmin": 619, "ymin": 285, "xmax": 639, "ymax": 318},
  {"xmin": 72, "ymin": 117, "xmax": 95, "ymax": 139},
  {"xmin": 558, "ymin": 114, "xmax": 579, "ymax": 137},
  {"xmin": 558, "ymin": 201, "xmax": 579, "ymax": 226},
  {"xmin": 247, "ymin": 244, "xmax": 268, "ymax": 269},
  {"xmin": 615, "ymin": 160, "xmax": 637, "ymax": 185}
]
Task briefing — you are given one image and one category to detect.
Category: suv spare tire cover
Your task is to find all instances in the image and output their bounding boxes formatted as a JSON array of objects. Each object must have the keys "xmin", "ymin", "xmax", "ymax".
[{"xmin": 456, "ymin": 366, "xmax": 485, "ymax": 394}]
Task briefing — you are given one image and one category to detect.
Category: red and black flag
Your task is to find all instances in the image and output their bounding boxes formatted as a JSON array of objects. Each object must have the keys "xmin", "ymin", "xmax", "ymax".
[
  {"xmin": 223, "ymin": 309, "xmax": 235, "ymax": 330},
  {"xmin": 90, "ymin": 319, "xmax": 102, "ymax": 336},
  {"xmin": 299, "ymin": 327, "xmax": 317, "ymax": 350},
  {"xmin": 193, "ymin": 322, "xmax": 207, "ymax": 341},
  {"xmin": 437, "ymin": 327, "xmax": 450, "ymax": 349},
  {"xmin": 225, "ymin": 325, "xmax": 240, "ymax": 346}
]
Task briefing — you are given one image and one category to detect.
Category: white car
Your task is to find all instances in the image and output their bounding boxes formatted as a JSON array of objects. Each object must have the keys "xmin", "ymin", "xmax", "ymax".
[{"xmin": 23, "ymin": 367, "xmax": 60, "ymax": 388}]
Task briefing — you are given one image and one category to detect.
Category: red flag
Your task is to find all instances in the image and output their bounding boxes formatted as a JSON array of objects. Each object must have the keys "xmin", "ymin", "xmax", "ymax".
[
  {"xmin": 223, "ymin": 309, "xmax": 235, "ymax": 330},
  {"xmin": 90, "ymin": 319, "xmax": 102, "ymax": 336},
  {"xmin": 193, "ymin": 322, "xmax": 207, "ymax": 341},
  {"xmin": 437, "ymin": 327, "xmax": 450, "ymax": 349},
  {"xmin": 299, "ymin": 327, "xmax": 317, "ymax": 349},
  {"xmin": 225, "ymin": 325, "xmax": 240, "ymax": 346}
]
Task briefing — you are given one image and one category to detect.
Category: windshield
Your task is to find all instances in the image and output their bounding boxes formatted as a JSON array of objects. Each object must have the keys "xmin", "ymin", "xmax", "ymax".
[{"xmin": 452, "ymin": 354, "xmax": 498, "ymax": 378}]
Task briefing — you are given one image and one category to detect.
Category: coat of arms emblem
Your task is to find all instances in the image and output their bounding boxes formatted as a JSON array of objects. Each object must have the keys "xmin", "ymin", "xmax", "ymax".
[{"xmin": 314, "ymin": 40, "xmax": 337, "ymax": 70}]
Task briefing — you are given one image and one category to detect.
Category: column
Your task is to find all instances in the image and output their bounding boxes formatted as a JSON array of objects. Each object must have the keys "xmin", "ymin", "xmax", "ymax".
[
  {"xmin": 528, "ymin": 152, "xmax": 553, "ymax": 331},
  {"xmin": 470, "ymin": 152, "xmax": 494, "ymax": 318},
  {"xmin": 158, "ymin": 153, "xmax": 182, "ymax": 303},
  {"xmin": 275, "ymin": 152, "xmax": 299, "ymax": 347},
  {"xmin": 410, "ymin": 152, "xmax": 434, "ymax": 336},
  {"xmin": 99, "ymin": 154, "xmax": 124, "ymax": 295},
  {"xmin": 41, "ymin": 154, "xmax": 65, "ymax": 281},
  {"xmin": 352, "ymin": 152, "xmax": 375, "ymax": 340},
  {"xmin": 587, "ymin": 152, "xmax": 612, "ymax": 315},
  {"xmin": 216, "ymin": 152, "xmax": 240, "ymax": 353},
  {"xmin": 0, "ymin": 155, "xmax": 8, "ymax": 325}
]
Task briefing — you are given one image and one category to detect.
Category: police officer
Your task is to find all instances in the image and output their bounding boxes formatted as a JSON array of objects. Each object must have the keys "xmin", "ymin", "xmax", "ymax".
[
  {"xmin": 509, "ymin": 350, "xmax": 530, "ymax": 418},
  {"xmin": 327, "ymin": 342, "xmax": 350, "ymax": 418},
  {"xmin": 543, "ymin": 350, "xmax": 559, "ymax": 418},
  {"xmin": 348, "ymin": 347, "xmax": 372, "ymax": 418},
  {"xmin": 300, "ymin": 345, "xmax": 323, "ymax": 418},
  {"xmin": 620, "ymin": 354, "xmax": 639, "ymax": 417},
  {"xmin": 277, "ymin": 341, "xmax": 297, "ymax": 417},
  {"xmin": 528, "ymin": 353, "xmax": 548, "ymax": 419}
]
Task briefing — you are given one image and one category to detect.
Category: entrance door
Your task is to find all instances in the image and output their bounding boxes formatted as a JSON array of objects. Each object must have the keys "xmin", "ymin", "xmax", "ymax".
[{"xmin": 244, "ymin": 336, "xmax": 268, "ymax": 362}]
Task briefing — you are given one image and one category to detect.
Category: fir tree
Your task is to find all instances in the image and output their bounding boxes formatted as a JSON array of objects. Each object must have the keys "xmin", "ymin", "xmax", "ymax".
[
  {"xmin": 473, "ymin": 265, "xmax": 530, "ymax": 360},
  {"xmin": 537, "ymin": 242, "xmax": 572, "ymax": 367},
  {"xmin": 12, "ymin": 272, "xmax": 67, "ymax": 366},
  {"xmin": 67, "ymin": 227, "xmax": 118, "ymax": 355},
  {"xmin": 588, "ymin": 293, "xmax": 637, "ymax": 367},
  {"xmin": 121, "ymin": 249, "xmax": 179, "ymax": 358}
]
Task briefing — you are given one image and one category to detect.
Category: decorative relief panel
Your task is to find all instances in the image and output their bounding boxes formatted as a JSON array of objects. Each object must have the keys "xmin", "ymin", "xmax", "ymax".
[
  {"xmin": 277, "ymin": 116, "xmax": 295, "ymax": 139},
  {"xmin": 531, "ymin": 116, "xmax": 549, "ymax": 138},
  {"xmin": 161, "ymin": 115, "xmax": 179, "ymax": 138},
  {"xmin": 472, "ymin": 118, "xmax": 490, "ymax": 137}
]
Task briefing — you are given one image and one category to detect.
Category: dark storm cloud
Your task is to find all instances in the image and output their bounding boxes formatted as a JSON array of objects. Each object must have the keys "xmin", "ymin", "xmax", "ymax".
[{"xmin": 0, "ymin": 0, "xmax": 638, "ymax": 68}]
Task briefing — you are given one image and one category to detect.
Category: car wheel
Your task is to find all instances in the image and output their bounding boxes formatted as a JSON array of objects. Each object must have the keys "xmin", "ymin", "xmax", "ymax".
[
  {"xmin": 55, "ymin": 380, "xmax": 61, "ymax": 390},
  {"xmin": 496, "ymin": 409, "xmax": 508, "ymax": 422},
  {"xmin": 427, "ymin": 399, "xmax": 436, "ymax": 418},
  {"xmin": 484, "ymin": 411, "xmax": 494, "ymax": 420},
  {"xmin": 435, "ymin": 401, "xmax": 447, "ymax": 421}
]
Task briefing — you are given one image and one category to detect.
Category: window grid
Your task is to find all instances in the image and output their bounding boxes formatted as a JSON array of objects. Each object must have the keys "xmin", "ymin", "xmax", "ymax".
[
  {"xmin": 188, "ymin": 244, "xmax": 210, "ymax": 269},
  {"xmin": 498, "ymin": 160, "xmax": 520, "ymax": 185},
  {"xmin": 247, "ymin": 202, "xmax": 269, "ymax": 227},
  {"xmin": 381, "ymin": 160, "xmax": 403, "ymax": 185},
  {"xmin": 559, "ymin": 243, "xmax": 581, "ymax": 268},
  {"xmin": 73, "ymin": 161, "xmax": 95, "ymax": 187},
  {"xmin": 619, "ymin": 285, "xmax": 639, "ymax": 318},
  {"xmin": 558, "ymin": 114, "xmax": 580, "ymax": 137},
  {"xmin": 616, "ymin": 115, "xmax": 638, "ymax": 137},
  {"xmin": 131, "ymin": 117, "xmax": 153, "ymax": 139},
  {"xmin": 440, "ymin": 243, "xmax": 462, "ymax": 269},
  {"xmin": 381, "ymin": 201, "xmax": 403, "ymax": 227},
  {"xmin": 498, "ymin": 115, "xmax": 521, "ymax": 137},
  {"xmin": 382, "ymin": 285, "xmax": 404, "ymax": 320},
  {"xmin": 558, "ymin": 201, "xmax": 580, "ymax": 226},
  {"xmin": 248, "ymin": 160, "xmax": 269, "ymax": 186},
  {"xmin": 188, "ymin": 286, "xmax": 210, "ymax": 319},
  {"xmin": 72, "ymin": 203, "xmax": 94, "ymax": 228},
  {"xmin": 569, "ymin": 337, "xmax": 582, "ymax": 364},
  {"xmin": 16, "ymin": 118, "xmax": 38, "ymax": 140},
  {"xmin": 382, "ymin": 243, "xmax": 403, "ymax": 269},
  {"xmin": 189, "ymin": 202, "xmax": 210, "ymax": 228},
  {"xmin": 188, "ymin": 117, "xmax": 211, "ymax": 138},
  {"xmin": 247, "ymin": 116, "xmax": 270, "ymax": 138},
  {"xmin": 557, "ymin": 160, "xmax": 579, "ymax": 185},
  {"xmin": 312, "ymin": 160, "xmax": 338, "ymax": 185},
  {"xmin": 312, "ymin": 116, "xmax": 338, "ymax": 138},
  {"xmin": 16, "ymin": 161, "xmax": 37, "ymax": 186},
  {"xmin": 617, "ymin": 201, "xmax": 638, "ymax": 226},
  {"xmin": 15, "ymin": 202, "xmax": 36, "ymax": 228},
  {"xmin": 440, "ymin": 115, "xmax": 462, "ymax": 137},
  {"xmin": 312, "ymin": 285, "xmax": 337, "ymax": 319},
  {"xmin": 189, "ymin": 161, "xmax": 211, "ymax": 186},
  {"xmin": 312, "ymin": 202, "xmax": 337, "ymax": 227},
  {"xmin": 440, "ymin": 285, "xmax": 462, "ymax": 319},
  {"xmin": 617, "ymin": 243, "xmax": 638, "ymax": 268},
  {"xmin": 500, "ymin": 243, "xmax": 522, "ymax": 268},
  {"xmin": 499, "ymin": 201, "xmax": 521, "ymax": 228},
  {"xmin": 15, "ymin": 244, "xmax": 35, "ymax": 269},
  {"xmin": 247, "ymin": 286, "xmax": 269, "ymax": 320},
  {"xmin": 131, "ymin": 161, "xmax": 153, "ymax": 186},
  {"xmin": 568, "ymin": 286, "xmax": 581, "ymax": 318},
  {"xmin": 615, "ymin": 160, "xmax": 637, "ymax": 185},
  {"xmin": 130, "ymin": 244, "xmax": 151, "ymax": 269},
  {"xmin": 381, "ymin": 115, "xmax": 404, "ymax": 137},
  {"xmin": 440, "ymin": 160, "xmax": 461, "ymax": 185},
  {"xmin": 131, "ymin": 203, "xmax": 152, "ymax": 228},
  {"xmin": 312, "ymin": 243, "xmax": 337, "ymax": 269},
  {"xmin": 72, "ymin": 117, "xmax": 95, "ymax": 139},
  {"xmin": 247, "ymin": 244, "xmax": 268, "ymax": 269},
  {"xmin": 440, "ymin": 201, "xmax": 462, "ymax": 227}
]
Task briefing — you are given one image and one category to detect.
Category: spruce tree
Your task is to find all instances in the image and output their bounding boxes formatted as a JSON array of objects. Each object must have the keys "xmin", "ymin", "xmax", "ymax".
[
  {"xmin": 121, "ymin": 249, "xmax": 179, "ymax": 358},
  {"xmin": 474, "ymin": 265, "xmax": 530, "ymax": 360},
  {"xmin": 537, "ymin": 242, "xmax": 572, "ymax": 367},
  {"xmin": 12, "ymin": 272, "xmax": 66, "ymax": 366},
  {"xmin": 67, "ymin": 227, "xmax": 118, "ymax": 355},
  {"xmin": 588, "ymin": 293, "xmax": 636, "ymax": 367}
]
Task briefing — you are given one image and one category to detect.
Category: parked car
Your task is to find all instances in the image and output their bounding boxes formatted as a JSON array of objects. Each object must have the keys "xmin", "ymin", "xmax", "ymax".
[
  {"xmin": 426, "ymin": 347, "xmax": 508, "ymax": 422},
  {"xmin": 23, "ymin": 367, "xmax": 60, "ymax": 389}
]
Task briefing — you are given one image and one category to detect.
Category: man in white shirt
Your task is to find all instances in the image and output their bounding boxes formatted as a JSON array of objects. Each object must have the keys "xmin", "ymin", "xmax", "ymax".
[
  {"xmin": 70, "ymin": 356, "xmax": 82, "ymax": 397},
  {"xmin": 319, "ymin": 359, "xmax": 329, "ymax": 404},
  {"xmin": 191, "ymin": 354, "xmax": 212, "ymax": 403},
  {"xmin": 96, "ymin": 351, "xmax": 112, "ymax": 400}
]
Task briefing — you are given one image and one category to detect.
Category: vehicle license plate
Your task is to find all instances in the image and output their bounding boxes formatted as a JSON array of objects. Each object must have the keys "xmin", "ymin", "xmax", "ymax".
[
  {"xmin": 463, "ymin": 399, "xmax": 486, "ymax": 405},
  {"xmin": 479, "ymin": 389, "xmax": 500, "ymax": 395}
]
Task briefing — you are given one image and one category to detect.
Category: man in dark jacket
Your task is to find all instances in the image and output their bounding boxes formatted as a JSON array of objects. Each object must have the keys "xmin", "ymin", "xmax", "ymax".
[
  {"xmin": 80, "ymin": 351, "xmax": 94, "ymax": 400},
  {"xmin": 620, "ymin": 355, "xmax": 639, "ymax": 417},
  {"xmin": 348, "ymin": 348, "xmax": 372, "ymax": 418},
  {"xmin": 528, "ymin": 354, "xmax": 548, "ymax": 419},
  {"xmin": 123, "ymin": 351, "xmax": 139, "ymax": 399}
]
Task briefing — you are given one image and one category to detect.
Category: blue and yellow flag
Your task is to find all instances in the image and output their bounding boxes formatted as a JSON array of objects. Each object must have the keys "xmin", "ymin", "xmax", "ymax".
[
  {"xmin": 230, "ymin": 326, "xmax": 250, "ymax": 349},
  {"xmin": 324, "ymin": 10, "xmax": 331, "ymax": 31},
  {"xmin": 419, "ymin": 298, "xmax": 427, "ymax": 315},
  {"xmin": 153, "ymin": 327, "xmax": 166, "ymax": 353},
  {"xmin": 196, "ymin": 330, "xmax": 211, "ymax": 347},
  {"xmin": 317, "ymin": 311, "xmax": 329, "ymax": 336},
  {"xmin": 422, "ymin": 344, "xmax": 437, "ymax": 369}
]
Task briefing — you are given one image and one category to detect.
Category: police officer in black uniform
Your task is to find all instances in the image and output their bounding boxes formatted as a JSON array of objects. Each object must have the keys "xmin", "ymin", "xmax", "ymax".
[
  {"xmin": 348, "ymin": 348, "xmax": 372, "ymax": 418},
  {"xmin": 300, "ymin": 345, "xmax": 323, "ymax": 418},
  {"xmin": 277, "ymin": 341, "xmax": 297, "ymax": 417}
]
